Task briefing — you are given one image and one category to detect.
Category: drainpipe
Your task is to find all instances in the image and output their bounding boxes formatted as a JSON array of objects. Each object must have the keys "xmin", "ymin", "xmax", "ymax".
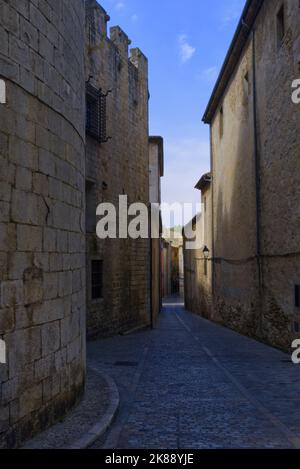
[
  {"xmin": 252, "ymin": 28, "xmax": 263, "ymax": 331},
  {"xmin": 210, "ymin": 126, "xmax": 215, "ymax": 307}
]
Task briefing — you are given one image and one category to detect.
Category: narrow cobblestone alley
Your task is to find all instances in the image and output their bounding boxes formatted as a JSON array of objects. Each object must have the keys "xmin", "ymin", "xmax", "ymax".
[{"xmin": 88, "ymin": 298, "xmax": 300, "ymax": 450}]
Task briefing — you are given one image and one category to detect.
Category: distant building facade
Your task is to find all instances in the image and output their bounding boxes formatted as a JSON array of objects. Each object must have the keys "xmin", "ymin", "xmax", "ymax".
[
  {"xmin": 149, "ymin": 137, "xmax": 164, "ymax": 324},
  {"xmin": 162, "ymin": 240, "xmax": 172, "ymax": 298},
  {"xmin": 178, "ymin": 245, "xmax": 184, "ymax": 298},
  {"xmin": 184, "ymin": 175, "xmax": 213, "ymax": 318},
  {"xmin": 85, "ymin": 1, "xmax": 151, "ymax": 337},
  {"xmin": 162, "ymin": 229, "xmax": 184, "ymax": 298},
  {"xmin": 184, "ymin": 0, "xmax": 300, "ymax": 351}
]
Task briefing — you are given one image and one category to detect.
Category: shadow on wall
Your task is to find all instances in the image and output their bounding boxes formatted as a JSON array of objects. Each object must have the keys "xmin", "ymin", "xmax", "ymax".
[{"xmin": 212, "ymin": 39, "xmax": 297, "ymax": 351}]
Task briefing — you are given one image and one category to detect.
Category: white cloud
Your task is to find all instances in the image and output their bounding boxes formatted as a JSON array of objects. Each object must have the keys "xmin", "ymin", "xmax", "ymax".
[
  {"xmin": 178, "ymin": 34, "xmax": 196, "ymax": 64},
  {"xmin": 115, "ymin": 1, "xmax": 125, "ymax": 11},
  {"xmin": 200, "ymin": 66, "xmax": 218, "ymax": 82},
  {"xmin": 131, "ymin": 14, "xmax": 138, "ymax": 23},
  {"xmin": 221, "ymin": 0, "xmax": 243, "ymax": 26}
]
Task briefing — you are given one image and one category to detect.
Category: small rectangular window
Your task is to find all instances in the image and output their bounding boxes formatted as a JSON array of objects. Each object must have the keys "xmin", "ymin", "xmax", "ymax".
[
  {"xmin": 91, "ymin": 260, "xmax": 103, "ymax": 300},
  {"xmin": 295, "ymin": 285, "xmax": 300, "ymax": 308},
  {"xmin": 276, "ymin": 5, "xmax": 285, "ymax": 48},
  {"xmin": 86, "ymin": 10, "xmax": 96, "ymax": 45},
  {"xmin": 219, "ymin": 106, "xmax": 224, "ymax": 139},
  {"xmin": 86, "ymin": 83, "xmax": 108, "ymax": 143}
]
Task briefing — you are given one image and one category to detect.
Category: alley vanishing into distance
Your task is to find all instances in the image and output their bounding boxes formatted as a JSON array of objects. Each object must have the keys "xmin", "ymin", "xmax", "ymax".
[
  {"xmin": 1, "ymin": 0, "xmax": 299, "ymax": 450},
  {"xmin": 86, "ymin": 298, "xmax": 300, "ymax": 450}
]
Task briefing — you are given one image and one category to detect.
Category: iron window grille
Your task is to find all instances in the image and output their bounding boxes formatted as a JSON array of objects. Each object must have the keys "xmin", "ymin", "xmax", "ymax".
[
  {"xmin": 91, "ymin": 260, "xmax": 103, "ymax": 300},
  {"xmin": 276, "ymin": 5, "xmax": 285, "ymax": 49},
  {"xmin": 86, "ymin": 10, "xmax": 96, "ymax": 45},
  {"xmin": 86, "ymin": 82, "xmax": 111, "ymax": 143}
]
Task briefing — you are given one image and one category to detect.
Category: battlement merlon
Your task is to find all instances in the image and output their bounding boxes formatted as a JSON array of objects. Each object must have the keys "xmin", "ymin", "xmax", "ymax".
[
  {"xmin": 85, "ymin": 0, "xmax": 110, "ymax": 38},
  {"xmin": 130, "ymin": 48, "xmax": 148, "ymax": 75},
  {"xmin": 110, "ymin": 26, "xmax": 131, "ymax": 57}
]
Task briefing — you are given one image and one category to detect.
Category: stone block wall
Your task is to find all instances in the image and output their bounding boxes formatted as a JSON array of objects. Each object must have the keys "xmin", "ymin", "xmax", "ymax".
[
  {"xmin": 208, "ymin": 0, "xmax": 300, "ymax": 351},
  {"xmin": 210, "ymin": 37, "xmax": 260, "ymax": 339},
  {"xmin": 149, "ymin": 137, "xmax": 164, "ymax": 325},
  {"xmin": 85, "ymin": 1, "xmax": 150, "ymax": 337},
  {"xmin": 254, "ymin": 0, "xmax": 300, "ymax": 350},
  {"xmin": 0, "ymin": 0, "xmax": 86, "ymax": 447}
]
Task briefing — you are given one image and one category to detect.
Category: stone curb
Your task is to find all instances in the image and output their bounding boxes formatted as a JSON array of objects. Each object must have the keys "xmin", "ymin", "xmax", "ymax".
[
  {"xmin": 63, "ymin": 368, "xmax": 120, "ymax": 449},
  {"xmin": 121, "ymin": 324, "xmax": 150, "ymax": 336}
]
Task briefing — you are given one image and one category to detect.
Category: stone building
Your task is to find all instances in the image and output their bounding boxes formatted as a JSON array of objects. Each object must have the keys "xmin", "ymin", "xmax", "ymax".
[
  {"xmin": 162, "ymin": 240, "xmax": 172, "ymax": 298},
  {"xmin": 184, "ymin": 175, "xmax": 213, "ymax": 318},
  {"xmin": 149, "ymin": 136, "xmax": 164, "ymax": 325},
  {"xmin": 178, "ymin": 245, "xmax": 184, "ymax": 298},
  {"xmin": 84, "ymin": 0, "xmax": 151, "ymax": 337},
  {"xmin": 184, "ymin": 215, "xmax": 200, "ymax": 313},
  {"xmin": 185, "ymin": 0, "xmax": 300, "ymax": 351},
  {"xmin": 162, "ymin": 229, "xmax": 184, "ymax": 298},
  {"xmin": 0, "ymin": 0, "xmax": 86, "ymax": 447}
]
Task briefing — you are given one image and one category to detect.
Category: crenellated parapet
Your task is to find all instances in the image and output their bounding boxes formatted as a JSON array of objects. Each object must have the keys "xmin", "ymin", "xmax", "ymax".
[
  {"xmin": 110, "ymin": 26, "xmax": 131, "ymax": 58},
  {"xmin": 85, "ymin": 1, "xmax": 148, "ymax": 96},
  {"xmin": 130, "ymin": 48, "xmax": 148, "ymax": 74}
]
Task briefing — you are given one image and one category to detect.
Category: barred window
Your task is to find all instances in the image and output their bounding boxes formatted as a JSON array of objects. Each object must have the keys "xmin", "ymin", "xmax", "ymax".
[
  {"xmin": 91, "ymin": 260, "xmax": 103, "ymax": 300},
  {"xmin": 86, "ymin": 10, "xmax": 96, "ymax": 45},
  {"xmin": 86, "ymin": 82, "xmax": 109, "ymax": 143},
  {"xmin": 276, "ymin": 5, "xmax": 285, "ymax": 49}
]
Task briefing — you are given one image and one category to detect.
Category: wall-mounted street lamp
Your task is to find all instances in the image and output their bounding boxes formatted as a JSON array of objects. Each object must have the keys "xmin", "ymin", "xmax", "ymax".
[
  {"xmin": 203, "ymin": 246, "xmax": 210, "ymax": 259},
  {"xmin": 203, "ymin": 246, "xmax": 209, "ymax": 277}
]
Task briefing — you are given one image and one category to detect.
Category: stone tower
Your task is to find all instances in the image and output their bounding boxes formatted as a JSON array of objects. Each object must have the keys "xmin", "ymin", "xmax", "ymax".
[
  {"xmin": 0, "ymin": 0, "xmax": 86, "ymax": 447},
  {"xmin": 85, "ymin": 1, "xmax": 151, "ymax": 337}
]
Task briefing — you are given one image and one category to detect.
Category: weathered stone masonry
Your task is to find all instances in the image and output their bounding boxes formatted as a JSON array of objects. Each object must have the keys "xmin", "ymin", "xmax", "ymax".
[
  {"xmin": 200, "ymin": 0, "xmax": 300, "ymax": 351},
  {"xmin": 85, "ymin": 1, "xmax": 150, "ymax": 338},
  {"xmin": 0, "ymin": 0, "xmax": 86, "ymax": 448}
]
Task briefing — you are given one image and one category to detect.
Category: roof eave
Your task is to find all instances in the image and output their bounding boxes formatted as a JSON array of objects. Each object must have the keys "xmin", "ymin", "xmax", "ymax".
[{"xmin": 202, "ymin": 0, "xmax": 264, "ymax": 124}]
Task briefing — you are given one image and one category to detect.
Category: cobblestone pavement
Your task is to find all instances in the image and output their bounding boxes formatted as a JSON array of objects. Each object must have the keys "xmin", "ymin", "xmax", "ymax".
[
  {"xmin": 23, "ymin": 367, "xmax": 111, "ymax": 449},
  {"xmin": 88, "ymin": 298, "xmax": 300, "ymax": 449}
]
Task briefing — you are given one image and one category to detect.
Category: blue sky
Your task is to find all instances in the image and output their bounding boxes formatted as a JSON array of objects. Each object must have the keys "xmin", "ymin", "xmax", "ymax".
[{"xmin": 98, "ymin": 0, "xmax": 246, "ymax": 225}]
